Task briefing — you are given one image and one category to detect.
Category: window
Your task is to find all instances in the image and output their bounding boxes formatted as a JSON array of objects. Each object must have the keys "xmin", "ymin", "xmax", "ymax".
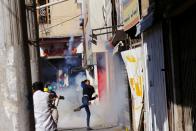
[{"xmin": 37, "ymin": 0, "xmax": 51, "ymax": 24}]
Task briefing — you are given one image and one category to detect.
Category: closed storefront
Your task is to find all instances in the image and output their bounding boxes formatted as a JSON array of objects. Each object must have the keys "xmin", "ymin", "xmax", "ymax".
[
  {"xmin": 168, "ymin": 4, "xmax": 196, "ymax": 131},
  {"xmin": 143, "ymin": 23, "xmax": 169, "ymax": 131}
]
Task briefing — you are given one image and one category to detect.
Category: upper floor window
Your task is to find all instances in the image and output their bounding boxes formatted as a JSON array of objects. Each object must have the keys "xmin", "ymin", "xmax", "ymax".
[{"xmin": 37, "ymin": 0, "xmax": 51, "ymax": 24}]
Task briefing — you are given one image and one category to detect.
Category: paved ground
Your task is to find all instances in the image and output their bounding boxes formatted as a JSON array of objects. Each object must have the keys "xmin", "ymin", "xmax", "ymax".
[{"xmin": 58, "ymin": 126, "xmax": 126, "ymax": 131}]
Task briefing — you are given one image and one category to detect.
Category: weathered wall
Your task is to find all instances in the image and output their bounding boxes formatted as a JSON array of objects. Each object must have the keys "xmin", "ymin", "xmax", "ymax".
[
  {"xmin": 89, "ymin": 0, "xmax": 108, "ymax": 53},
  {"xmin": 39, "ymin": 0, "xmax": 82, "ymax": 37},
  {"xmin": 0, "ymin": 0, "xmax": 34, "ymax": 131}
]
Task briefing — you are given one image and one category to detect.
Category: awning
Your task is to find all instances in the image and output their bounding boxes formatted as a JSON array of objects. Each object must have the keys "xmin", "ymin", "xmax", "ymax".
[{"xmin": 135, "ymin": 11, "xmax": 154, "ymax": 36}]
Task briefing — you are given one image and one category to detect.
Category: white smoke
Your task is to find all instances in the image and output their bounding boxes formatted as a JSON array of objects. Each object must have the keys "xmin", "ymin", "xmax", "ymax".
[
  {"xmin": 56, "ymin": 72, "xmax": 86, "ymax": 128},
  {"xmin": 56, "ymin": 87, "xmax": 85, "ymax": 128},
  {"xmin": 68, "ymin": 36, "xmax": 74, "ymax": 55},
  {"xmin": 90, "ymin": 53, "xmax": 130, "ymax": 128},
  {"xmin": 109, "ymin": 54, "xmax": 130, "ymax": 128},
  {"xmin": 56, "ymin": 54, "xmax": 130, "ymax": 129}
]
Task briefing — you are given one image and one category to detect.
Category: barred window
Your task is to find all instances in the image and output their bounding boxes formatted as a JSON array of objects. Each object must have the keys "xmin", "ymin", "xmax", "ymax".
[{"xmin": 37, "ymin": 0, "xmax": 51, "ymax": 24}]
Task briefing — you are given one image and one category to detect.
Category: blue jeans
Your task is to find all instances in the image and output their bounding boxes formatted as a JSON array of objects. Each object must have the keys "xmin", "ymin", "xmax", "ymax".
[{"xmin": 79, "ymin": 96, "xmax": 91, "ymax": 127}]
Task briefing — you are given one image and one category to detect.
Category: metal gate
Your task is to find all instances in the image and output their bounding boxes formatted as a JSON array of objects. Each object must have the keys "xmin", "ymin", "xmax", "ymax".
[
  {"xmin": 143, "ymin": 23, "xmax": 169, "ymax": 131},
  {"xmin": 170, "ymin": 5, "xmax": 196, "ymax": 130}
]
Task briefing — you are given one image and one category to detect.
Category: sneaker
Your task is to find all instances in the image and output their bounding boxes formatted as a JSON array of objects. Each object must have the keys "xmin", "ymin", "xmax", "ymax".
[
  {"xmin": 87, "ymin": 127, "xmax": 93, "ymax": 130},
  {"xmin": 73, "ymin": 107, "xmax": 81, "ymax": 112}
]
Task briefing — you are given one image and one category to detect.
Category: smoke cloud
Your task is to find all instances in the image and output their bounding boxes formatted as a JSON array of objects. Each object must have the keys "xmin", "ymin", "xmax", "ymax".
[
  {"xmin": 56, "ymin": 72, "xmax": 86, "ymax": 128},
  {"xmin": 55, "ymin": 54, "xmax": 130, "ymax": 129}
]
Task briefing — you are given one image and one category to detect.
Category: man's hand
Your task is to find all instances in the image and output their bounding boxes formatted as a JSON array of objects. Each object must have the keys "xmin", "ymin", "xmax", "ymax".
[
  {"xmin": 95, "ymin": 94, "xmax": 98, "ymax": 98},
  {"xmin": 59, "ymin": 95, "xmax": 64, "ymax": 99}
]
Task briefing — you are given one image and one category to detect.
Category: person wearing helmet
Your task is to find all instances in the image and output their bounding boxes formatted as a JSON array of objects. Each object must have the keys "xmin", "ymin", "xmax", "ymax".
[
  {"xmin": 46, "ymin": 83, "xmax": 64, "ymax": 125},
  {"xmin": 32, "ymin": 81, "xmax": 57, "ymax": 131}
]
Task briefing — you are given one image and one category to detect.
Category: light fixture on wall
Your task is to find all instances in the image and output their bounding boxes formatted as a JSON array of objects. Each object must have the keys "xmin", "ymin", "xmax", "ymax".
[
  {"xmin": 90, "ymin": 32, "xmax": 97, "ymax": 45},
  {"xmin": 89, "ymin": 24, "xmax": 124, "ymax": 45}
]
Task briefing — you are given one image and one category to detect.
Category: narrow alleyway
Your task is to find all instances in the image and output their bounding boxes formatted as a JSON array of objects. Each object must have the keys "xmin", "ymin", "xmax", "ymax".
[{"xmin": 1, "ymin": 0, "xmax": 196, "ymax": 131}]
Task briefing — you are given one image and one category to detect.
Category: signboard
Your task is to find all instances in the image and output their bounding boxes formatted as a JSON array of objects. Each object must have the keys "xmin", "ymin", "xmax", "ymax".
[
  {"xmin": 39, "ymin": 37, "xmax": 81, "ymax": 58},
  {"xmin": 41, "ymin": 46, "xmax": 66, "ymax": 57},
  {"xmin": 123, "ymin": 0, "xmax": 140, "ymax": 31},
  {"xmin": 121, "ymin": 47, "xmax": 144, "ymax": 130}
]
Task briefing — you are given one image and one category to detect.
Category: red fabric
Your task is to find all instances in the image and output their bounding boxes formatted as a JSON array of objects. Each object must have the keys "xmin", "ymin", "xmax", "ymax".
[{"xmin": 97, "ymin": 68, "xmax": 106, "ymax": 100}]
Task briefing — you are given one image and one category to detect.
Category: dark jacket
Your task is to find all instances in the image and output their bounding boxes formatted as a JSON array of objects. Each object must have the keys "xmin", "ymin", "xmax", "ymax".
[{"xmin": 83, "ymin": 85, "xmax": 96, "ymax": 101}]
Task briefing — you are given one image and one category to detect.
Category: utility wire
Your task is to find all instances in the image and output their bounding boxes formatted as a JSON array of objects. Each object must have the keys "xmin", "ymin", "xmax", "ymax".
[
  {"xmin": 49, "ymin": 16, "xmax": 79, "ymax": 21},
  {"xmin": 39, "ymin": 14, "xmax": 81, "ymax": 33}
]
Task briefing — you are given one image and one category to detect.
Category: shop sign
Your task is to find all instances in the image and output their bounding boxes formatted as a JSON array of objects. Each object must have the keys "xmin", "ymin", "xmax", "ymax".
[
  {"xmin": 42, "ymin": 47, "xmax": 66, "ymax": 57},
  {"xmin": 41, "ymin": 46, "xmax": 77, "ymax": 57},
  {"xmin": 123, "ymin": 0, "xmax": 140, "ymax": 30}
]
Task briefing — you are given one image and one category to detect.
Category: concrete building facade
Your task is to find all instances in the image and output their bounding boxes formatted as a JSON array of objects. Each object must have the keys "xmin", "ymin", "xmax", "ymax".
[
  {"xmin": 82, "ymin": 0, "xmax": 131, "ymax": 129},
  {"xmin": 37, "ymin": 0, "xmax": 82, "ymax": 38}
]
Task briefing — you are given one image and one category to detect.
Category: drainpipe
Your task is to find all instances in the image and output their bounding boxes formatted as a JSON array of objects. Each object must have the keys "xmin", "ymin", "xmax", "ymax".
[{"xmin": 26, "ymin": 0, "xmax": 40, "ymax": 83}]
